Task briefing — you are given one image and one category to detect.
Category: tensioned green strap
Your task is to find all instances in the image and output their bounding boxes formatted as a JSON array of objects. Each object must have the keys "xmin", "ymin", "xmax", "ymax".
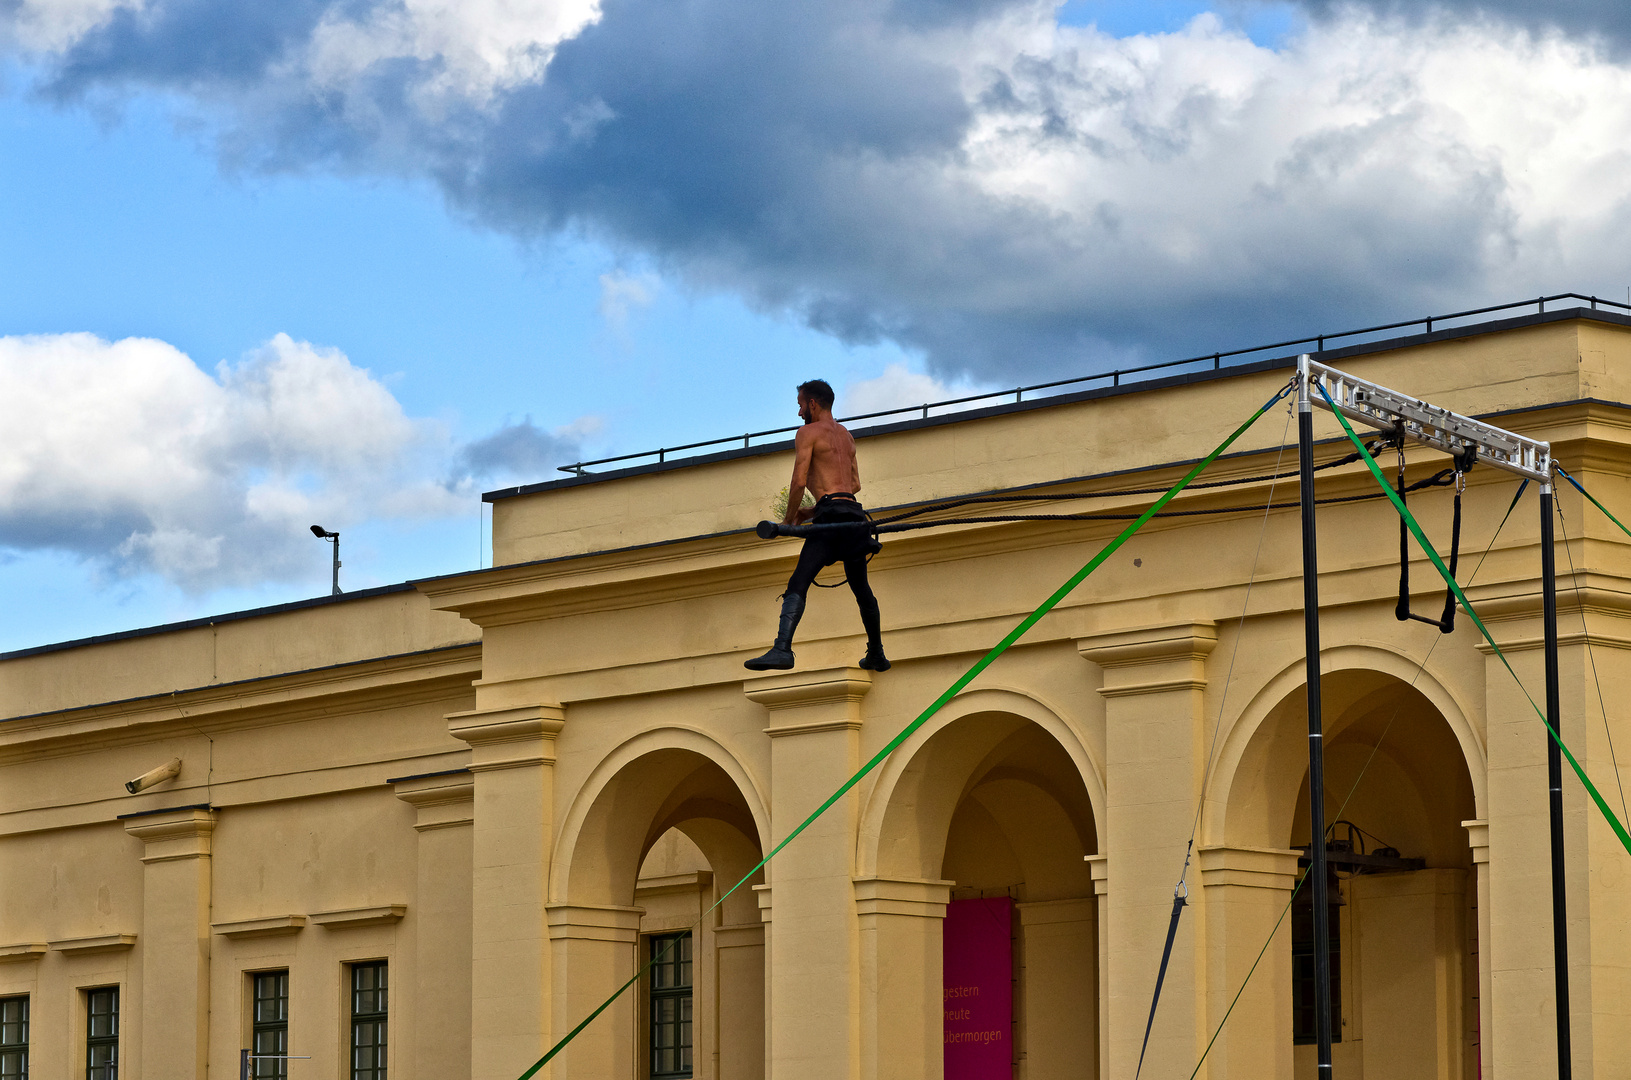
[
  {"xmin": 512, "ymin": 382, "xmax": 1297, "ymax": 1080},
  {"xmin": 1555, "ymin": 464, "xmax": 1631, "ymax": 542},
  {"xmin": 1317, "ymin": 385, "xmax": 1631, "ymax": 858}
]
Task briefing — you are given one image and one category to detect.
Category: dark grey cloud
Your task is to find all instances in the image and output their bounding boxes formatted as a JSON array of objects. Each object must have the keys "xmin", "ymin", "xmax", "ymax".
[
  {"xmin": 1293, "ymin": 0, "xmax": 1631, "ymax": 53},
  {"xmin": 452, "ymin": 418, "xmax": 585, "ymax": 485},
  {"xmin": 15, "ymin": 0, "xmax": 1631, "ymax": 385}
]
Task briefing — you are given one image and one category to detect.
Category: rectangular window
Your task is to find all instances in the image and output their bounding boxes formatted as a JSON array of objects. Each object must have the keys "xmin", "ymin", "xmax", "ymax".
[
  {"xmin": 85, "ymin": 987, "xmax": 118, "ymax": 1080},
  {"xmin": 648, "ymin": 932, "xmax": 693, "ymax": 1080},
  {"xmin": 0, "ymin": 995, "xmax": 26, "ymax": 1080},
  {"xmin": 1291, "ymin": 877, "xmax": 1342, "ymax": 1045},
  {"xmin": 349, "ymin": 962, "xmax": 387, "ymax": 1080},
  {"xmin": 252, "ymin": 971, "xmax": 289, "ymax": 1080}
]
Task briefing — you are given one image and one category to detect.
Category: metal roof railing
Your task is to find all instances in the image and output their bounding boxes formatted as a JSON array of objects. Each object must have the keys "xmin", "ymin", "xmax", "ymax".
[{"xmin": 555, "ymin": 292, "xmax": 1631, "ymax": 477}]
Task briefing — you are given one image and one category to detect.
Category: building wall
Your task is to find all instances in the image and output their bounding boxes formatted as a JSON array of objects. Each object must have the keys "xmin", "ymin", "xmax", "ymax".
[{"xmin": 3, "ymin": 315, "xmax": 1631, "ymax": 1079}]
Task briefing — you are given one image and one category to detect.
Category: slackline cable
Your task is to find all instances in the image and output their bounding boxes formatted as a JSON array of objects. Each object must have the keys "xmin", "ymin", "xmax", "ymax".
[
  {"xmin": 1186, "ymin": 474, "xmax": 1532, "ymax": 1080},
  {"xmin": 1550, "ymin": 489, "xmax": 1631, "ymax": 826},
  {"xmin": 1134, "ymin": 397, "xmax": 1296, "ymax": 1080},
  {"xmin": 1320, "ymin": 383, "xmax": 1631, "ymax": 856},
  {"xmin": 508, "ymin": 379, "xmax": 1299, "ymax": 1080}
]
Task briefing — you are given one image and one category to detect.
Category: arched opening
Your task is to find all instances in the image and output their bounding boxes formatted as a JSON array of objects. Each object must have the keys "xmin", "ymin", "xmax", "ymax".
[
  {"xmin": 1227, "ymin": 669, "xmax": 1479, "ymax": 1080},
  {"xmin": 553, "ymin": 744, "xmax": 767, "ymax": 1080},
  {"xmin": 872, "ymin": 711, "xmax": 1100, "ymax": 1080}
]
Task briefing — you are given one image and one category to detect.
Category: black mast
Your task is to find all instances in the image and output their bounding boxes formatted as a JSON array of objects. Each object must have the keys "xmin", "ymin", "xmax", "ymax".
[
  {"xmin": 1298, "ymin": 366, "xmax": 1335, "ymax": 1077},
  {"xmin": 1541, "ymin": 483, "xmax": 1572, "ymax": 1078}
]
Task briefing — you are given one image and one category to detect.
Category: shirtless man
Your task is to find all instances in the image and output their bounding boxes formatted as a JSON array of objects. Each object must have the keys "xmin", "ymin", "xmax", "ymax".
[{"xmin": 744, "ymin": 379, "xmax": 889, "ymax": 672}]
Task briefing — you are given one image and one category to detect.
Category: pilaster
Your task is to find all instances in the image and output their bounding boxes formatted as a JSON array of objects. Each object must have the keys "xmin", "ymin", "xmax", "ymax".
[
  {"xmin": 1078, "ymin": 622, "xmax": 1216, "ymax": 1080},
  {"xmin": 1015, "ymin": 898, "xmax": 1097, "ymax": 1080},
  {"xmin": 545, "ymin": 904, "xmax": 644, "ymax": 1080},
  {"xmin": 123, "ymin": 806, "xmax": 215, "ymax": 1080},
  {"xmin": 854, "ymin": 877, "xmax": 951, "ymax": 1080},
  {"xmin": 1464, "ymin": 819, "xmax": 1492, "ymax": 1080},
  {"xmin": 394, "ymin": 769, "xmax": 475, "ymax": 1080},
  {"xmin": 744, "ymin": 667, "xmax": 872, "ymax": 1080},
  {"xmin": 1086, "ymin": 854, "xmax": 1110, "ymax": 1080},
  {"xmin": 1197, "ymin": 846, "xmax": 1299, "ymax": 1080},
  {"xmin": 1474, "ymin": 589, "xmax": 1631, "ymax": 1080},
  {"xmin": 448, "ymin": 704, "xmax": 565, "ymax": 1080}
]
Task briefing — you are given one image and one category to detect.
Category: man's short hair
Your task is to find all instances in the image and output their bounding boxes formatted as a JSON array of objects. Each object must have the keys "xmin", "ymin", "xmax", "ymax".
[{"xmin": 797, "ymin": 379, "xmax": 835, "ymax": 410}]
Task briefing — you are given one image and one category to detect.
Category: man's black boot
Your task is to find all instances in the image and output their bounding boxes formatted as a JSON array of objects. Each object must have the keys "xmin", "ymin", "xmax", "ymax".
[
  {"xmin": 855, "ymin": 593, "xmax": 890, "ymax": 671},
  {"xmin": 745, "ymin": 593, "xmax": 805, "ymax": 671}
]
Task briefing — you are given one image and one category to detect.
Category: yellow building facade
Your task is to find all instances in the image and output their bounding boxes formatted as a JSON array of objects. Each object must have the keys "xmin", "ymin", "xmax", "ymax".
[{"xmin": 3, "ymin": 309, "xmax": 1630, "ymax": 1080}]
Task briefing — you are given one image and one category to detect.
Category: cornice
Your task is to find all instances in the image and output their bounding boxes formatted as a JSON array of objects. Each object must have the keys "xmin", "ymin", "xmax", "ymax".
[
  {"xmin": 0, "ymin": 644, "xmax": 481, "ymax": 759},
  {"xmin": 51, "ymin": 934, "xmax": 135, "ymax": 956},
  {"xmin": 1076, "ymin": 622, "xmax": 1219, "ymax": 667},
  {"xmin": 744, "ymin": 667, "xmax": 872, "ymax": 736},
  {"xmin": 0, "ymin": 943, "xmax": 47, "ymax": 963},
  {"xmin": 124, "ymin": 807, "xmax": 215, "ymax": 863},
  {"xmin": 447, "ymin": 704, "xmax": 566, "ymax": 771}
]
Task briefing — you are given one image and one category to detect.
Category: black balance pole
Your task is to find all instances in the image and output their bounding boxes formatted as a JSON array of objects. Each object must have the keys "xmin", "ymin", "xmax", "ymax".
[
  {"xmin": 1541, "ymin": 483, "xmax": 1572, "ymax": 1078},
  {"xmin": 1297, "ymin": 371, "xmax": 1335, "ymax": 1077}
]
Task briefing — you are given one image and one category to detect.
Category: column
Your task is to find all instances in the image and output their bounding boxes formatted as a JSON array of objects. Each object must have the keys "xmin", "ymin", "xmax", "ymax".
[
  {"xmin": 1015, "ymin": 897, "xmax": 1097, "ymax": 1080},
  {"xmin": 854, "ymin": 877, "xmax": 951, "ymax": 1080},
  {"xmin": 124, "ymin": 806, "xmax": 215, "ymax": 1080},
  {"xmin": 1197, "ymin": 845, "xmax": 1298, "ymax": 1080},
  {"xmin": 395, "ymin": 770, "xmax": 476, "ymax": 1080},
  {"xmin": 545, "ymin": 903, "xmax": 644, "ymax": 1080},
  {"xmin": 744, "ymin": 667, "xmax": 872, "ymax": 1080},
  {"xmin": 449, "ymin": 704, "xmax": 565, "ymax": 1080},
  {"xmin": 1077, "ymin": 622, "xmax": 1216, "ymax": 1080}
]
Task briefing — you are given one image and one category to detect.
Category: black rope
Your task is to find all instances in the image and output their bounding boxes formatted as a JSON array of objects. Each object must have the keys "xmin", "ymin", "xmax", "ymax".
[{"xmin": 869, "ymin": 448, "xmax": 1371, "ymax": 527}]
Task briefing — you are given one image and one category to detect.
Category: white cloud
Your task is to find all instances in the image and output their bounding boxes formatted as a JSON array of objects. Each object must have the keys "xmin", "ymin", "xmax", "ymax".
[
  {"xmin": 841, "ymin": 364, "xmax": 993, "ymax": 419},
  {"xmin": 598, "ymin": 270, "xmax": 658, "ymax": 328},
  {"xmin": 0, "ymin": 331, "xmax": 588, "ymax": 591}
]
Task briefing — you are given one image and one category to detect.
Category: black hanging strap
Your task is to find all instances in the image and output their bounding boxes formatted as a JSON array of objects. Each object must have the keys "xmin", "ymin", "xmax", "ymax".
[
  {"xmin": 1395, "ymin": 444, "xmax": 1470, "ymax": 634},
  {"xmin": 1134, "ymin": 882, "xmax": 1189, "ymax": 1080}
]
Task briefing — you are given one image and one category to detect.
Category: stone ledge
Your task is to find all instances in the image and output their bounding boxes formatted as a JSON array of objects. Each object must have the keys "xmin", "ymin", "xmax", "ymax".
[
  {"xmin": 51, "ymin": 934, "xmax": 136, "ymax": 956},
  {"xmin": 0, "ymin": 943, "xmax": 47, "ymax": 963},
  {"xmin": 309, "ymin": 905, "xmax": 406, "ymax": 930},
  {"xmin": 212, "ymin": 916, "xmax": 307, "ymax": 939}
]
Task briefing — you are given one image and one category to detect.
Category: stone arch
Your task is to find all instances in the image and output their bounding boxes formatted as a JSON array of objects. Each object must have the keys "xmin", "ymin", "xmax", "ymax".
[
  {"xmin": 1201, "ymin": 644, "xmax": 1486, "ymax": 850},
  {"xmin": 855, "ymin": 685, "xmax": 1105, "ymax": 879},
  {"xmin": 551, "ymin": 726, "xmax": 769, "ymax": 908}
]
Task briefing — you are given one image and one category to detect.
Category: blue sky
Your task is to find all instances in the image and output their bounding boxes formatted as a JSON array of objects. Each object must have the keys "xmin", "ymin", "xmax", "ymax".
[{"xmin": 2, "ymin": 0, "xmax": 1630, "ymax": 651}]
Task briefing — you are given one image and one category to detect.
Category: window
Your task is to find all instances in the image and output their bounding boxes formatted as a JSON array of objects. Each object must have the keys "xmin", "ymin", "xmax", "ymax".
[
  {"xmin": 1291, "ymin": 876, "xmax": 1342, "ymax": 1045},
  {"xmin": 648, "ymin": 933, "xmax": 693, "ymax": 1079},
  {"xmin": 85, "ymin": 987, "xmax": 118, "ymax": 1080},
  {"xmin": 0, "ymin": 996, "xmax": 26, "ymax": 1080},
  {"xmin": 252, "ymin": 972, "xmax": 289, "ymax": 1080},
  {"xmin": 349, "ymin": 963, "xmax": 387, "ymax": 1080}
]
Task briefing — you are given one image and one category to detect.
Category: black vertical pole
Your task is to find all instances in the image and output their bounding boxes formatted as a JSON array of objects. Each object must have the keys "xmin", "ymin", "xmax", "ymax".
[
  {"xmin": 331, "ymin": 533, "xmax": 342, "ymax": 596},
  {"xmin": 241, "ymin": 1048, "xmax": 251, "ymax": 1080},
  {"xmin": 1541, "ymin": 484, "xmax": 1572, "ymax": 1079},
  {"xmin": 1298, "ymin": 363, "xmax": 1335, "ymax": 1078}
]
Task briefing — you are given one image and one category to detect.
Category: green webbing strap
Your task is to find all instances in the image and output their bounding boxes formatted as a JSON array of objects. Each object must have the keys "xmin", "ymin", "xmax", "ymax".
[
  {"xmin": 1555, "ymin": 464, "xmax": 1631, "ymax": 543},
  {"xmin": 1318, "ymin": 384, "xmax": 1631, "ymax": 858},
  {"xmin": 512, "ymin": 381, "xmax": 1297, "ymax": 1080}
]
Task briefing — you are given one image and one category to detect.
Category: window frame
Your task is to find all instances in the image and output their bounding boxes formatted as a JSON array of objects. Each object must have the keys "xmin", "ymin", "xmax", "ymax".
[
  {"xmin": 0, "ymin": 994, "xmax": 27, "ymax": 1080},
  {"xmin": 84, "ymin": 986, "xmax": 119, "ymax": 1080},
  {"xmin": 250, "ymin": 970, "xmax": 290, "ymax": 1080},
  {"xmin": 647, "ymin": 931, "xmax": 693, "ymax": 1080},
  {"xmin": 1291, "ymin": 873, "xmax": 1343, "ymax": 1046},
  {"xmin": 348, "ymin": 961, "xmax": 388, "ymax": 1080}
]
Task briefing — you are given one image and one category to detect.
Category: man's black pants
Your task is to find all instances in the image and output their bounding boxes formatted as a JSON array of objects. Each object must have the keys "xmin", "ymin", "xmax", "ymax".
[{"xmin": 784, "ymin": 495, "xmax": 882, "ymax": 644}]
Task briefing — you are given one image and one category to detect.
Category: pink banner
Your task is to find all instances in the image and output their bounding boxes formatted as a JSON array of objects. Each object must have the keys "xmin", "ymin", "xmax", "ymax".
[{"xmin": 943, "ymin": 897, "xmax": 1013, "ymax": 1080}]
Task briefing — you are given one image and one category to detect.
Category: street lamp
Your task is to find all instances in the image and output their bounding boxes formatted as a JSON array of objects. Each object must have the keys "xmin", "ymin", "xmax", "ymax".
[{"xmin": 310, "ymin": 525, "xmax": 342, "ymax": 596}]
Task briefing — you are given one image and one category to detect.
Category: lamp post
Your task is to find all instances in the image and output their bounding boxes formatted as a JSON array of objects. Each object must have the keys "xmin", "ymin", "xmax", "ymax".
[{"xmin": 309, "ymin": 525, "xmax": 341, "ymax": 596}]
